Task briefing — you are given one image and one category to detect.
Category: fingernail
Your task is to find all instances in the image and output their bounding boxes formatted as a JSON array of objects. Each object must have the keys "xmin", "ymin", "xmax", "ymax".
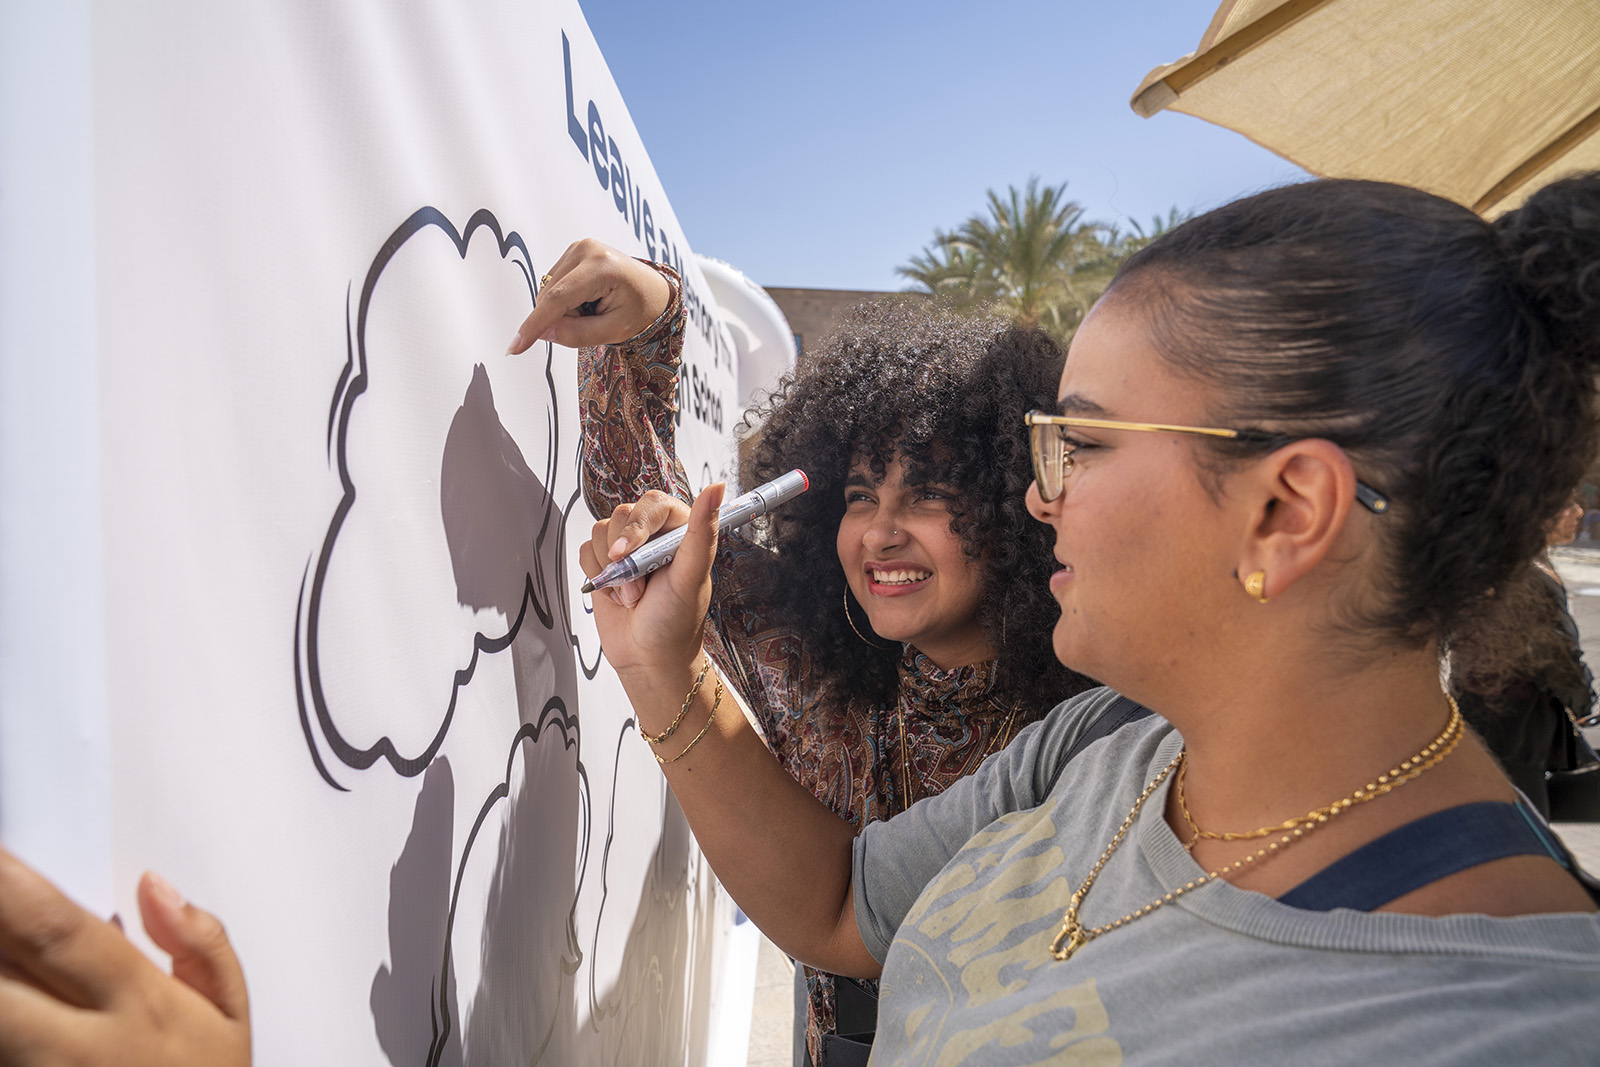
[
  {"xmin": 506, "ymin": 333, "xmax": 523, "ymax": 355},
  {"xmin": 146, "ymin": 870, "xmax": 185, "ymax": 911},
  {"xmin": 619, "ymin": 582, "xmax": 642, "ymax": 609},
  {"xmin": 609, "ymin": 537, "xmax": 628, "ymax": 559}
]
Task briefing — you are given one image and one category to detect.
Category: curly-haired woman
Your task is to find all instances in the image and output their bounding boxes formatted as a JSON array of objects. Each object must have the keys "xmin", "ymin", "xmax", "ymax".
[
  {"xmin": 510, "ymin": 240, "xmax": 1094, "ymax": 1063},
  {"xmin": 575, "ymin": 174, "xmax": 1600, "ymax": 1063}
]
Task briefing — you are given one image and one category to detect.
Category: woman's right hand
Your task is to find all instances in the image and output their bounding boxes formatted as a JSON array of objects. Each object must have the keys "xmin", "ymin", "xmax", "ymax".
[
  {"xmin": 579, "ymin": 487, "xmax": 878, "ymax": 980},
  {"xmin": 581, "ymin": 485, "xmax": 723, "ymax": 681},
  {"xmin": 507, "ymin": 238, "xmax": 673, "ymax": 355}
]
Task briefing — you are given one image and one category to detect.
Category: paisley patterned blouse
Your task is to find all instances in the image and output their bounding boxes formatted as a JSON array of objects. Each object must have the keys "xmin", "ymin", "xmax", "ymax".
[{"xmin": 578, "ymin": 267, "xmax": 1039, "ymax": 1063}]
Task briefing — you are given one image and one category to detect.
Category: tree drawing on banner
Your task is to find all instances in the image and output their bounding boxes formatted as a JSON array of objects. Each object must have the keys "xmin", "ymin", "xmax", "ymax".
[{"xmin": 291, "ymin": 208, "xmax": 713, "ymax": 1065}]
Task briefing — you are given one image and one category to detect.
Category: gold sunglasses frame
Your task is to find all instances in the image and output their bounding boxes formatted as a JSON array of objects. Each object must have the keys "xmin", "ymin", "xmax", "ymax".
[{"xmin": 1023, "ymin": 410, "xmax": 1390, "ymax": 514}]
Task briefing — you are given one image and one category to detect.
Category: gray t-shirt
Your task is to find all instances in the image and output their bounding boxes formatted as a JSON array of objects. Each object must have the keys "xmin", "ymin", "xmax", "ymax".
[{"xmin": 852, "ymin": 688, "xmax": 1600, "ymax": 1065}]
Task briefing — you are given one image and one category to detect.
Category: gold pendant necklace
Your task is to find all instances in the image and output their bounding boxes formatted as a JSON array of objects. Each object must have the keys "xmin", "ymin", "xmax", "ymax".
[
  {"xmin": 1049, "ymin": 699, "xmax": 1465, "ymax": 963},
  {"xmin": 899, "ymin": 697, "xmax": 913, "ymax": 812}
]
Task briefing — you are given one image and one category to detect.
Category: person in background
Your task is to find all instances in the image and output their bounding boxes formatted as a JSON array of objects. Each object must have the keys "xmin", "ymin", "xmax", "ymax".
[
  {"xmin": 511, "ymin": 242, "xmax": 1093, "ymax": 1064},
  {"xmin": 578, "ymin": 174, "xmax": 1600, "ymax": 1062},
  {"xmin": 1453, "ymin": 493, "xmax": 1598, "ymax": 816},
  {"xmin": 1554, "ymin": 495, "xmax": 1586, "ymax": 546}
]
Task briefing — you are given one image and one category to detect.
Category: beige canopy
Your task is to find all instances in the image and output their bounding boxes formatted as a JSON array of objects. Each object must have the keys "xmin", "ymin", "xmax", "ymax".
[{"xmin": 1131, "ymin": 0, "xmax": 1600, "ymax": 216}]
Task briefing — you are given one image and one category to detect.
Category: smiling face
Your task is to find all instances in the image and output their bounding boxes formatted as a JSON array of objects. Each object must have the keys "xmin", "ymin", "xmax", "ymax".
[
  {"xmin": 835, "ymin": 454, "xmax": 993, "ymax": 670},
  {"xmin": 1025, "ymin": 300, "xmax": 1248, "ymax": 693}
]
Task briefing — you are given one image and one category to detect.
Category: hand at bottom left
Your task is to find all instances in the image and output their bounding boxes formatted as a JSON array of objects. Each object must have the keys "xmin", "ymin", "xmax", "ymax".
[{"xmin": 0, "ymin": 846, "xmax": 251, "ymax": 1067}]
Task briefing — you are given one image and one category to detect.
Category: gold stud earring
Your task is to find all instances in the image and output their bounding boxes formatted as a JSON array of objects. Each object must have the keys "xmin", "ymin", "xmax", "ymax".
[{"xmin": 1243, "ymin": 570, "xmax": 1269, "ymax": 604}]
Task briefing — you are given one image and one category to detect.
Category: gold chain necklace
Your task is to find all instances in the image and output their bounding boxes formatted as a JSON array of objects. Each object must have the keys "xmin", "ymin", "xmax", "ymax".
[
  {"xmin": 1049, "ymin": 700, "xmax": 1465, "ymax": 963},
  {"xmin": 1176, "ymin": 696, "xmax": 1464, "ymax": 849},
  {"xmin": 898, "ymin": 700, "xmax": 1021, "ymax": 813}
]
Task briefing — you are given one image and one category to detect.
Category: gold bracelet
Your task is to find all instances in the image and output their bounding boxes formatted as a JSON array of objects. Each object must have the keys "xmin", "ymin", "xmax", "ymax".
[
  {"xmin": 658, "ymin": 673, "xmax": 722, "ymax": 765},
  {"xmin": 641, "ymin": 657, "xmax": 709, "ymax": 745}
]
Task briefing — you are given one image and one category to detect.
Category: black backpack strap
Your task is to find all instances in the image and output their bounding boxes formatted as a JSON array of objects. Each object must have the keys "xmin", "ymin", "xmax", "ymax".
[
  {"xmin": 816, "ymin": 1032, "xmax": 873, "ymax": 1067},
  {"xmin": 1518, "ymin": 794, "xmax": 1600, "ymax": 906},
  {"xmin": 1279, "ymin": 801, "xmax": 1566, "ymax": 911},
  {"xmin": 1044, "ymin": 693, "xmax": 1153, "ymax": 798},
  {"xmin": 815, "ymin": 976, "xmax": 879, "ymax": 1067}
]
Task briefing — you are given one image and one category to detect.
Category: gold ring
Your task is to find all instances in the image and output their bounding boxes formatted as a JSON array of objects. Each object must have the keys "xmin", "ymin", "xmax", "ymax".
[{"xmin": 539, "ymin": 273, "xmax": 553, "ymax": 287}]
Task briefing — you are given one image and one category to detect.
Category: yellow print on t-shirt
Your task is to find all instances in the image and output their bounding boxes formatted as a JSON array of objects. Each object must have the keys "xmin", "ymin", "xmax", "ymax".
[{"xmin": 885, "ymin": 808, "xmax": 1123, "ymax": 1065}]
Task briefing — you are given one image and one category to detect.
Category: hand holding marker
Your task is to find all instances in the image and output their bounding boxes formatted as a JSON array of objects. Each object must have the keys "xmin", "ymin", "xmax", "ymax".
[{"xmin": 582, "ymin": 470, "xmax": 809, "ymax": 593}]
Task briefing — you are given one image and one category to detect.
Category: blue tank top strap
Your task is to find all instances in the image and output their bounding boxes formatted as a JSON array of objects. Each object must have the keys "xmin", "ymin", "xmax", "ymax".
[{"xmin": 1278, "ymin": 801, "xmax": 1569, "ymax": 913}]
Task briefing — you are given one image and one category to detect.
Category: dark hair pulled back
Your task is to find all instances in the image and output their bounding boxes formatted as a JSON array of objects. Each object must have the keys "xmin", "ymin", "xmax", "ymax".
[
  {"xmin": 1110, "ymin": 174, "xmax": 1600, "ymax": 661},
  {"xmin": 740, "ymin": 300, "xmax": 1091, "ymax": 712}
]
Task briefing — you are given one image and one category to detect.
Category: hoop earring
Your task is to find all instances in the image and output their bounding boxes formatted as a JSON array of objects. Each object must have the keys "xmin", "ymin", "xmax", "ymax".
[
  {"xmin": 1243, "ymin": 570, "xmax": 1269, "ymax": 604},
  {"xmin": 844, "ymin": 588, "xmax": 896, "ymax": 650}
]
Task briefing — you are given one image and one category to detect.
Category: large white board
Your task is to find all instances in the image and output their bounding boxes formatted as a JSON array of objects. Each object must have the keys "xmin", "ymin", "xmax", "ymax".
[{"xmin": 0, "ymin": 3, "xmax": 744, "ymax": 1064}]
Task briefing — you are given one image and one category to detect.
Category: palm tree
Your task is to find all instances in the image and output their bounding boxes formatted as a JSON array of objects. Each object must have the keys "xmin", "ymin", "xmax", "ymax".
[
  {"xmin": 899, "ymin": 182, "xmax": 1190, "ymax": 341},
  {"xmin": 898, "ymin": 178, "xmax": 1110, "ymax": 338},
  {"xmin": 1111, "ymin": 207, "xmax": 1193, "ymax": 257},
  {"xmin": 1055, "ymin": 208, "xmax": 1194, "ymax": 327},
  {"xmin": 897, "ymin": 238, "xmax": 999, "ymax": 311}
]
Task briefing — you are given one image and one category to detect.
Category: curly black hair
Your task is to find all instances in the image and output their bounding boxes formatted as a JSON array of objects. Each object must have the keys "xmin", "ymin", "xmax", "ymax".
[
  {"xmin": 1109, "ymin": 174, "xmax": 1600, "ymax": 673},
  {"xmin": 736, "ymin": 299, "xmax": 1094, "ymax": 714}
]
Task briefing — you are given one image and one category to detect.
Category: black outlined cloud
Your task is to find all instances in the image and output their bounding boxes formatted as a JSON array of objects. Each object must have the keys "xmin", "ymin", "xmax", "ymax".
[{"xmin": 293, "ymin": 207, "xmax": 583, "ymax": 786}]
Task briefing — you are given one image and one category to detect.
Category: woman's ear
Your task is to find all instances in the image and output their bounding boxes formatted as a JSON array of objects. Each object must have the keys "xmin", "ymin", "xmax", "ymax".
[{"xmin": 1234, "ymin": 439, "xmax": 1357, "ymax": 602}]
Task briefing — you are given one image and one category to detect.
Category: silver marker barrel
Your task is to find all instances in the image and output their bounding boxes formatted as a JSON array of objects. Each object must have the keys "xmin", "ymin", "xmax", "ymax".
[{"xmin": 580, "ymin": 469, "xmax": 810, "ymax": 593}]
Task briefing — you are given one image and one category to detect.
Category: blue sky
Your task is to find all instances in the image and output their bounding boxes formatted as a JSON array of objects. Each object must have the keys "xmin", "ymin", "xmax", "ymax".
[{"xmin": 583, "ymin": 0, "xmax": 1308, "ymax": 291}]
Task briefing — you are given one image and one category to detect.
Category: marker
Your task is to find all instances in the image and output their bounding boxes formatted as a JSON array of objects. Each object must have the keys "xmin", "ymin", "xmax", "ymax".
[{"xmin": 581, "ymin": 469, "xmax": 809, "ymax": 593}]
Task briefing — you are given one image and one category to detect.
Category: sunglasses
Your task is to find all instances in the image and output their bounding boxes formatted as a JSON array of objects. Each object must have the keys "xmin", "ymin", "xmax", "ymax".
[{"xmin": 1024, "ymin": 411, "xmax": 1391, "ymax": 514}]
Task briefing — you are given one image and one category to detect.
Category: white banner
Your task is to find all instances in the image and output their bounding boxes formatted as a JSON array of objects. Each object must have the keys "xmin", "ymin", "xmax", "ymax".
[{"xmin": 0, "ymin": 2, "xmax": 744, "ymax": 1064}]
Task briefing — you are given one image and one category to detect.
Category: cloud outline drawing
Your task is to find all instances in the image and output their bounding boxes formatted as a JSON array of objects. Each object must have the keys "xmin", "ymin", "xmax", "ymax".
[
  {"xmin": 292, "ymin": 205, "xmax": 586, "ymax": 788},
  {"xmin": 425, "ymin": 696, "xmax": 590, "ymax": 1066},
  {"xmin": 292, "ymin": 207, "xmax": 686, "ymax": 1067}
]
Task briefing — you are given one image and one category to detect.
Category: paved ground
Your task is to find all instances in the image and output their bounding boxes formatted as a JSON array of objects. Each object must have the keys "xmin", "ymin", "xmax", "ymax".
[
  {"xmin": 740, "ymin": 553, "xmax": 1600, "ymax": 1061},
  {"xmin": 745, "ymin": 936, "xmax": 794, "ymax": 1067}
]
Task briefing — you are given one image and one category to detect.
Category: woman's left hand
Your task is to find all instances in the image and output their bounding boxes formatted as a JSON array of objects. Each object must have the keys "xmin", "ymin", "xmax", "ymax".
[{"xmin": 507, "ymin": 238, "xmax": 673, "ymax": 355}]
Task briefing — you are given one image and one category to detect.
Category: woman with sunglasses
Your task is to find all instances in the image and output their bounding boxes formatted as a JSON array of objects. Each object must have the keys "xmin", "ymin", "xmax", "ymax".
[
  {"xmin": 511, "ymin": 242, "xmax": 1092, "ymax": 1064},
  {"xmin": 578, "ymin": 175, "xmax": 1600, "ymax": 1062}
]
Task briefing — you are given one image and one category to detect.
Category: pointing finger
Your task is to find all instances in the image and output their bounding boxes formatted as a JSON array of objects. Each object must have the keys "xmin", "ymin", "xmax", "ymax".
[{"xmin": 508, "ymin": 239, "xmax": 598, "ymax": 354}]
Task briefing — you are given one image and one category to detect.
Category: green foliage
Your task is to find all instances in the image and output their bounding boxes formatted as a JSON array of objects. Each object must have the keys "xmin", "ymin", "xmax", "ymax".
[{"xmin": 898, "ymin": 179, "xmax": 1190, "ymax": 342}]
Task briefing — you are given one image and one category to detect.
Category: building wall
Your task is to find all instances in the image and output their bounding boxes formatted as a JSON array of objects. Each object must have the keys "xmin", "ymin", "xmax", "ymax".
[{"xmin": 763, "ymin": 286, "xmax": 914, "ymax": 361}]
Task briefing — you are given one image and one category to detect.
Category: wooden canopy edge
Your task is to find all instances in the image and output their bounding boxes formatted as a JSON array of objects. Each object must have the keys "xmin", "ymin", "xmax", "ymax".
[
  {"xmin": 1131, "ymin": 0, "xmax": 1337, "ymax": 118},
  {"xmin": 1472, "ymin": 102, "xmax": 1600, "ymax": 215}
]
